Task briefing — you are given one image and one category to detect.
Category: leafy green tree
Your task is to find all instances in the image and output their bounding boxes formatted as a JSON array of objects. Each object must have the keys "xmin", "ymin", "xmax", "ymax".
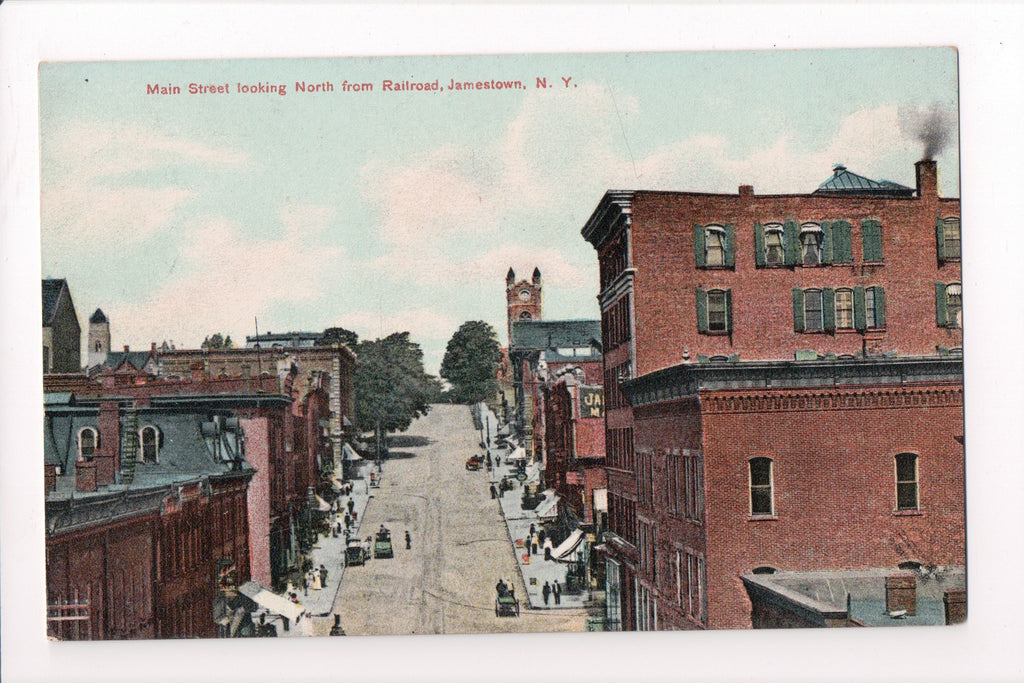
[
  {"xmin": 353, "ymin": 332, "xmax": 438, "ymax": 451},
  {"xmin": 317, "ymin": 327, "xmax": 360, "ymax": 348},
  {"xmin": 202, "ymin": 333, "xmax": 229, "ymax": 350},
  {"xmin": 440, "ymin": 321, "xmax": 502, "ymax": 404}
]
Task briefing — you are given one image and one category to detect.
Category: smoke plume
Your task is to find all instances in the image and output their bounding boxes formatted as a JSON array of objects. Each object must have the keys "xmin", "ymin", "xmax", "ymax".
[{"xmin": 899, "ymin": 104, "xmax": 956, "ymax": 160}]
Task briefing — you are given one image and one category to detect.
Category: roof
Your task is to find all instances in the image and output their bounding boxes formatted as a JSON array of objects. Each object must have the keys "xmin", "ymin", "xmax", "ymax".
[
  {"xmin": 100, "ymin": 350, "xmax": 153, "ymax": 372},
  {"xmin": 813, "ymin": 165, "xmax": 914, "ymax": 196},
  {"xmin": 89, "ymin": 308, "xmax": 108, "ymax": 324},
  {"xmin": 741, "ymin": 567, "xmax": 965, "ymax": 627},
  {"xmin": 510, "ymin": 319, "xmax": 602, "ymax": 352},
  {"xmin": 41, "ymin": 279, "xmax": 69, "ymax": 326}
]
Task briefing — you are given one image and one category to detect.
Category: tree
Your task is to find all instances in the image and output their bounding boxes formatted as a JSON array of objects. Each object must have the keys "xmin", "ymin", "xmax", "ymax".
[
  {"xmin": 440, "ymin": 321, "xmax": 502, "ymax": 404},
  {"xmin": 317, "ymin": 327, "xmax": 360, "ymax": 348},
  {"xmin": 202, "ymin": 333, "xmax": 232, "ymax": 350},
  {"xmin": 353, "ymin": 332, "xmax": 438, "ymax": 452}
]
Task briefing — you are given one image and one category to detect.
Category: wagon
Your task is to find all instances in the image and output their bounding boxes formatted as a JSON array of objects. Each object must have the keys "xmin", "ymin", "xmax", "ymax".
[
  {"xmin": 373, "ymin": 528, "xmax": 393, "ymax": 559},
  {"xmin": 495, "ymin": 594, "xmax": 520, "ymax": 617},
  {"xmin": 345, "ymin": 539, "xmax": 368, "ymax": 566},
  {"xmin": 465, "ymin": 455, "xmax": 483, "ymax": 471}
]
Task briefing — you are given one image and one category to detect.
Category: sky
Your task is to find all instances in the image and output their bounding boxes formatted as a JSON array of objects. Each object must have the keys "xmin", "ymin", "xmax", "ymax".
[{"xmin": 40, "ymin": 48, "xmax": 960, "ymax": 374}]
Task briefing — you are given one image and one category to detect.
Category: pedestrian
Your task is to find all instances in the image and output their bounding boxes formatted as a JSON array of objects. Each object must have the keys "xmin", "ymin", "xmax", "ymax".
[
  {"xmin": 538, "ymin": 529, "xmax": 546, "ymax": 546},
  {"xmin": 529, "ymin": 523, "xmax": 536, "ymax": 537},
  {"xmin": 344, "ymin": 513, "xmax": 351, "ymax": 529},
  {"xmin": 405, "ymin": 530, "xmax": 411, "ymax": 549},
  {"xmin": 347, "ymin": 499, "xmax": 355, "ymax": 515},
  {"xmin": 553, "ymin": 581, "xmax": 561, "ymax": 605},
  {"xmin": 319, "ymin": 564, "xmax": 328, "ymax": 586},
  {"xmin": 531, "ymin": 537, "xmax": 538, "ymax": 555},
  {"xmin": 301, "ymin": 574, "xmax": 308, "ymax": 596},
  {"xmin": 542, "ymin": 581, "xmax": 551, "ymax": 606},
  {"xmin": 490, "ymin": 484, "xmax": 498, "ymax": 499},
  {"xmin": 496, "ymin": 456, "xmax": 501, "ymax": 468}
]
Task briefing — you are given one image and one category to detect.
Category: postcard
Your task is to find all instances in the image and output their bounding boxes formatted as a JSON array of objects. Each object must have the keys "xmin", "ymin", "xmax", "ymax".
[{"xmin": 6, "ymin": 5, "xmax": 1022, "ymax": 681}]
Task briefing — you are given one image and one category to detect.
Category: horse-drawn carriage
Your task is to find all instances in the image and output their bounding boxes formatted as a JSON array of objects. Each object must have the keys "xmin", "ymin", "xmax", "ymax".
[
  {"xmin": 495, "ymin": 593, "xmax": 520, "ymax": 617},
  {"xmin": 345, "ymin": 539, "xmax": 368, "ymax": 566},
  {"xmin": 465, "ymin": 454, "xmax": 484, "ymax": 471},
  {"xmin": 373, "ymin": 527, "xmax": 394, "ymax": 559}
]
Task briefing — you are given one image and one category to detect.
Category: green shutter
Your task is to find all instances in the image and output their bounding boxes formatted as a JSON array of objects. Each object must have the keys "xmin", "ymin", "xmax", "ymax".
[
  {"xmin": 853, "ymin": 286, "xmax": 866, "ymax": 331},
  {"xmin": 694, "ymin": 225, "xmax": 706, "ymax": 267},
  {"xmin": 754, "ymin": 222, "xmax": 766, "ymax": 267},
  {"xmin": 696, "ymin": 288, "xmax": 709, "ymax": 333},
  {"xmin": 784, "ymin": 220, "xmax": 800, "ymax": 266},
  {"xmin": 792, "ymin": 288, "xmax": 805, "ymax": 332},
  {"xmin": 724, "ymin": 224, "xmax": 736, "ymax": 268},
  {"xmin": 862, "ymin": 219, "xmax": 883, "ymax": 262},
  {"xmin": 820, "ymin": 221, "xmax": 833, "ymax": 265},
  {"xmin": 872, "ymin": 286, "xmax": 886, "ymax": 328},
  {"xmin": 935, "ymin": 281, "xmax": 948, "ymax": 326},
  {"xmin": 725, "ymin": 288, "xmax": 734, "ymax": 332},
  {"xmin": 822, "ymin": 287, "xmax": 836, "ymax": 332},
  {"xmin": 833, "ymin": 220, "xmax": 852, "ymax": 263},
  {"xmin": 936, "ymin": 217, "xmax": 946, "ymax": 262}
]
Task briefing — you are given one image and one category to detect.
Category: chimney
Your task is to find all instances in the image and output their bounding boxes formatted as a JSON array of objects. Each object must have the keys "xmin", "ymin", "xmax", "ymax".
[
  {"xmin": 943, "ymin": 588, "xmax": 966, "ymax": 624},
  {"xmin": 95, "ymin": 401, "xmax": 121, "ymax": 486},
  {"xmin": 151, "ymin": 342, "xmax": 157, "ymax": 355},
  {"xmin": 915, "ymin": 160, "xmax": 938, "ymax": 198},
  {"xmin": 124, "ymin": 345, "xmax": 130, "ymax": 353},
  {"xmin": 75, "ymin": 459, "xmax": 98, "ymax": 492},
  {"xmin": 885, "ymin": 573, "xmax": 917, "ymax": 615},
  {"xmin": 738, "ymin": 184, "xmax": 753, "ymax": 197}
]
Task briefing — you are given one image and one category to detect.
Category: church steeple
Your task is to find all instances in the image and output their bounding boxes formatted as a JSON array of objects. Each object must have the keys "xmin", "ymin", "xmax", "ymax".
[
  {"xmin": 88, "ymin": 307, "xmax": 111, "ymax": 368},
  {"xmin": 506, "ymin": 266, "xmax": 543, "ymax": 346}
]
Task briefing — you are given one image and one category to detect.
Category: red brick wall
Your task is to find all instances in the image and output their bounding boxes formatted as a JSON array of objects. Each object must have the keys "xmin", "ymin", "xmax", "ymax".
[
  {"xmin": 629, "ymin": 190, "xmax": 961, "ymax": 376},
  {"xmin": 632, "ymin": 381, "xmax": 965, "ymax": 630},
  {"xmin": 242, "ymin": 417, "xmax": 272, "ymax": 586}
]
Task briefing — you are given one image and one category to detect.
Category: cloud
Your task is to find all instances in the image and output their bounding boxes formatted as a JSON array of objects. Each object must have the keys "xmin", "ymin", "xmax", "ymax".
[
  {"xmin": 110, "ymin": 203, "xmax": 341, "ymax": 348},
  {"xmin": 42, "ymin": 120, "xmax": 248, "ymax": 248}
]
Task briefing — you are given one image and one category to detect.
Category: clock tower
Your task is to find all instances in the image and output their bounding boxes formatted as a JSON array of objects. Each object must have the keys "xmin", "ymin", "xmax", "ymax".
[{"xmin": 506, "ymin": 267, "xmax": 542, "ymax": 345}]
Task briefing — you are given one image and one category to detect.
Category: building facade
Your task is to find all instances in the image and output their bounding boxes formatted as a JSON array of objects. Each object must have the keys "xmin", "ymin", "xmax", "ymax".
[{"xmin": 581, "ymin": 160, "xmax": 964, "ymax": 630}]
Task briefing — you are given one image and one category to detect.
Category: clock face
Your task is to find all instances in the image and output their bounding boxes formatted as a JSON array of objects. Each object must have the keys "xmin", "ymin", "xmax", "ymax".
[{"xmin": 518, "ymin": 289, "xmax": 531, "ymax": 301}]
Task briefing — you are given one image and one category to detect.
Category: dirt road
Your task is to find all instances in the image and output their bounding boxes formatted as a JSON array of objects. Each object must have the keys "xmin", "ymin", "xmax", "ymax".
[{"xmin": 333, "ymin": 404, "xmax": 586, "ymax": 636}]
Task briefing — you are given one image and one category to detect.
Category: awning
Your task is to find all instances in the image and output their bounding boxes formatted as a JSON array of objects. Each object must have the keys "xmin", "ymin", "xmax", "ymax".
[
  {"xmin": 536, "ymin": 491, "xmax": 560, "ymax": 519},
  {"xmin": 593, "ymin": 487, "xmax": 608, "ymax": 513},
  {"xmin": 315, "ymin": 495, "xmax": 331, "ymax": 512},
  {"xmin": 330, "ymin": 476, "xmax": 343, "ymax": 491},
  {"xmin": 525, "ymin": 462, "xmax": 541, "ymax": 483},
  {"xmin": 238, "ymin": 581, "xmax": 303, "ymax": 622},
  {"xmin": 552, "ymin": 529, "xmax": 585, "ymax": 560},
  {"xmin": 343, "ymin": 443, "xmax": 362, "ymax": 461},
  {"xmin": 507, "ymin": 447, "xmax": 527, "ymax": 462},
  {"xmin": 497, "ymin": 424, "xmax": 511, "ymax": 436}
]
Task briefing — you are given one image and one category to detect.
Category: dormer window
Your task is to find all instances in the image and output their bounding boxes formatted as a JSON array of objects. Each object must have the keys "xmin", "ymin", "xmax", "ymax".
[
  {"xmin": 78, "ymin": 427, "xmax": 98, "ymax": 461},
  {"xmin": 139, "ymin": 426, "xmax": 161, "ymax": 463}
]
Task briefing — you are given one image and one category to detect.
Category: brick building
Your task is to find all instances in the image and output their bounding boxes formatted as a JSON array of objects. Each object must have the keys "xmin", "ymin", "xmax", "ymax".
[
  {"xmin": 541, "ymin": 369, "xmax": 606, "ymax": 527},
  {"xmin": 581, "ymin": 160, "xmax": 964, "ymax": 630},
  {"xmin": 43, "ymin": 381, "xmax": 275, "ymax": 639}
]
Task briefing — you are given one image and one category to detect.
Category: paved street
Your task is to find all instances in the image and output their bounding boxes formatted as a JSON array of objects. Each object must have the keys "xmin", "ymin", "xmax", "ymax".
[{"xmin": 333, "ymin": 404, "xmax": 586, "ymax": 636}]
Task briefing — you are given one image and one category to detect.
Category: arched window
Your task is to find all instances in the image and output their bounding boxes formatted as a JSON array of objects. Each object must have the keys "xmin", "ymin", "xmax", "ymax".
[
  {"xmin": 140, "ymin": 426, "xmax": 160, "ymax": 463},
  {"xmin": 945, "ymin": 283, "xmax": 962, "ymax": 328},
  {"xmin": 835, "ymin": 288, "xmax": 854, "ymax": 329},
  {"xmin": 94, "ymin": 340, "xmax": 102, "ymax": 352},
  {"xmin": 78, "ymin": 427, "xmax": 99, "ymax": 461},
  {"xmin": 800, "ymin": 223, "xmax": 823, "ymax": 265},
  {"xmin": 705, "ymin": 225, "xmax": 727, "ymax": 266},
  {"xmin": 749, "ymin": 457, "xmax": 774, "ymax": 517},
  {"xmin": 895, "ymin": 453, "xmax": 919, "ymax": 511},
  {"xmin": 763, "ymin": 223, "xmax": 785, "ymax": 265},
  {"xmin": 519, "ymin": 311, "xmax": 533, "ymax": 320}
]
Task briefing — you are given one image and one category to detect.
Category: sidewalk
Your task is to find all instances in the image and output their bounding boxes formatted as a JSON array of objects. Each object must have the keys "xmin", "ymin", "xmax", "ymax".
[
  {"xmin": 278, "ymin": 465, "xmax": 379, "ymax": 637},
  {"xmin": 484, "ymin": 411, "xmax": 585, "ymax": 612}
]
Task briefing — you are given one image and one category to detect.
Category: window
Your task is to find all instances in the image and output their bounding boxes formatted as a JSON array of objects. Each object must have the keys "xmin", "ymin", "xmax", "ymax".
[
  {"xmin": 861, "ymin": 219, "xmax": 884, "ymax": 263},
  {"xmin": 683, "ymin": 451, "xmax": 704, "ymax": 522},
  {"xmin": 694, "ymin": 224, "xmax": 735, "ymax": 268},
  {"xmin": 835, "ymin": 288, "xmax": 854, "ymax": 329},
  {"xmin": 519, "ymin": 311, "xmax": 532, "ymax": 320},
  {"xmin": 43, "ymin": 346, "xmax": 50, "ymax": 374},
  {"xmin": 140, "ymin": 426, "xmax": 160, "ymax": 463},
  {"xmin": 764, "ymin": 224, "xmax": 785, "ymax": 265},
  {"xmin": 749, "ymin": 457, "xmax": 774, "ymax": 516},
  {"xmin": 696, "ymin": 288, "xmax": 732, "ymax": 334},
  {"xmin": 706, "ymin": 226, "xmax": 726, "ymax": 266},
  {"xmin": 935, "ymin": 282, "xmax": 962, "ymax": 328},
  {"xmin": 895, "ymin": 453, "xmax": 919, "ymax": 511},
  {"xmin": 937, "ymin": 216, "xmax": 961, "ymax": 261},
  {"xmin": 800, "ymin": 223, "xmax": 823, "ymax": 265},
  {"xmin": 78, "ymin": 427, "xmax": 98, "ymax": 461},
  {"xmin": 686, "ymin": 551, "xmax": 707, "ymax": 625},
  {"xmin": 804, "ymin": 289, "xmax": 823, "ymax": 332}
]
